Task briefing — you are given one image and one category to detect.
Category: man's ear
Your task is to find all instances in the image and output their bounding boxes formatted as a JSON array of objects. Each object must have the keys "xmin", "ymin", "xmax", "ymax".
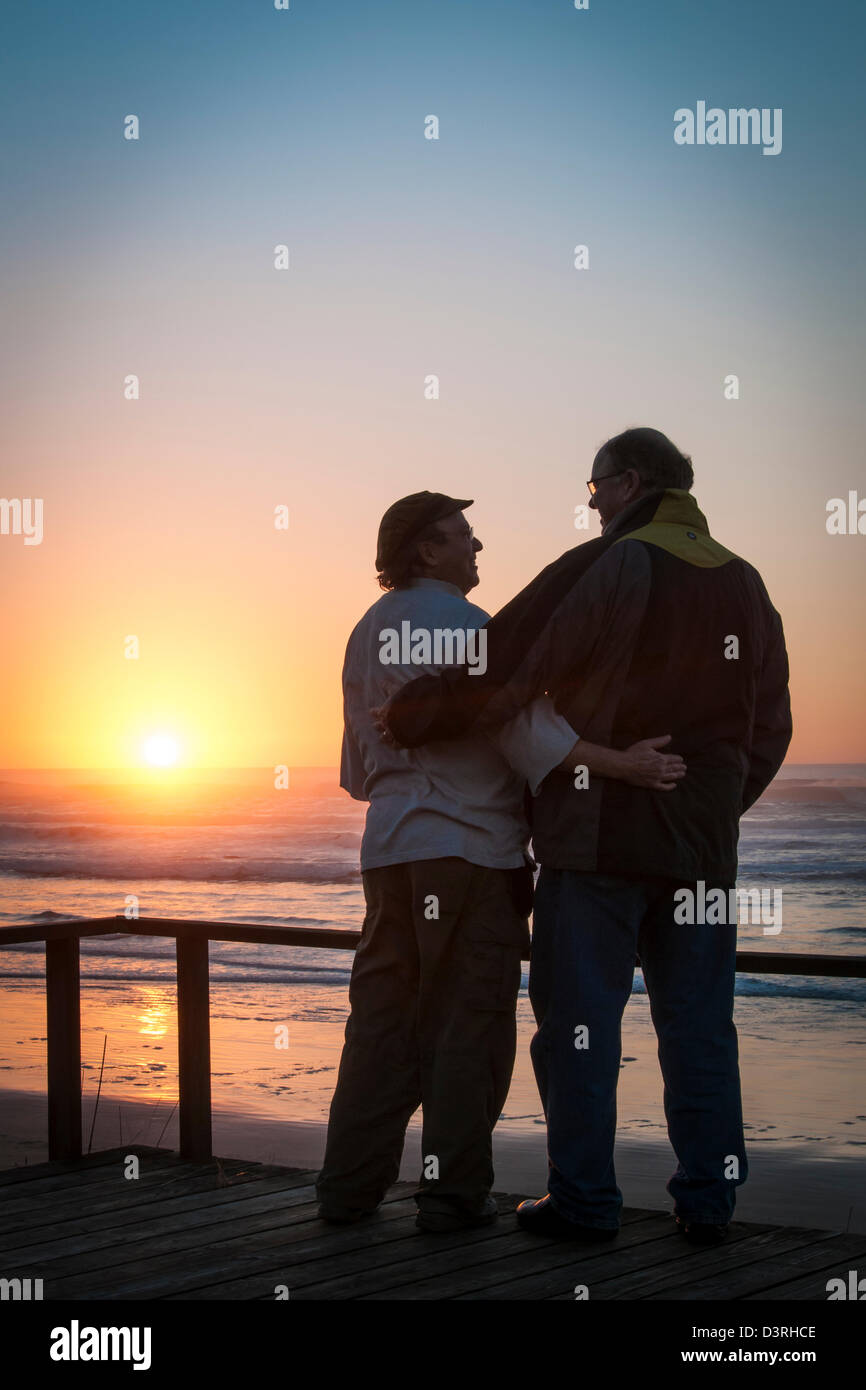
[
  {"xmin": 623, "ymin": 468, "xmax": 643, "ymax": 499},
  {"xmin": 415, "ymin": 540, "xmax": 439, "ymax": 570}
]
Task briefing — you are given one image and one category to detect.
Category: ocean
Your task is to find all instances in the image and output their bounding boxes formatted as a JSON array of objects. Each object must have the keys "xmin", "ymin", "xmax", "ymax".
[{"xmin": 0, "ymin": 765, "xmax": 864, "ymax": 1155}]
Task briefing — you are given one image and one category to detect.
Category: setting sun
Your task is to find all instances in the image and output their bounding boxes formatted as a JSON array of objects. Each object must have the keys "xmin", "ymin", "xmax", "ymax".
[{"xmin": 141, "ymin": 734, "xmax": 181, "ymax": 768}]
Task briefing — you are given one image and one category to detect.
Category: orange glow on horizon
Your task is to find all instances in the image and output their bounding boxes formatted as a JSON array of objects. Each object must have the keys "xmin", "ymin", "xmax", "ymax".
[{"xmin": 1, "ymin": 474, "xmax": 864, "ymax": 768}]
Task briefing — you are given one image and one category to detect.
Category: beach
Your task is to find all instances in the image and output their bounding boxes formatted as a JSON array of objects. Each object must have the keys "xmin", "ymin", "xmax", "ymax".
[
  {"xmin": 1, "ymin": 959, "xmax": 863, "ymax": 1233},
  {"xmin": 1, "ymin": 764, "xmax": 864, "ymax": 1234}
]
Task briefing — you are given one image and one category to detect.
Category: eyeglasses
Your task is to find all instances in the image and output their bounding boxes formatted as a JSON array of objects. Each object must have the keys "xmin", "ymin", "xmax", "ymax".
[
  {"xmin": 586, "ymin": 472, "xmax": 626, "ymax": 497},
  {"xmin": 435, "ymin": 526, "xmax": 474, "ymax": 543}
]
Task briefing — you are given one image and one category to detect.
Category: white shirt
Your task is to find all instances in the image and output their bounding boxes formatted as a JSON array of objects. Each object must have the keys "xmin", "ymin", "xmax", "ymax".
[{"xmin": 340, "ymin": 578, "xmax": 578, "ymax": 871}]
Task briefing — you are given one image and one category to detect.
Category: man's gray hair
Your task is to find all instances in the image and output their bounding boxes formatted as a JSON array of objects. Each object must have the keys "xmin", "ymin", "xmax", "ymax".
[{"xmin": 594, "ymin": 427, "xmax": 694, "ymax": 492}]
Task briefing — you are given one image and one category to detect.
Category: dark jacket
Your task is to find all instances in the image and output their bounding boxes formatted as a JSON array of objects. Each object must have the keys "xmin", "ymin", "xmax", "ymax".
[{"xmin": 383, "ymin": 489, "xmax": 792, "ymax": 882}]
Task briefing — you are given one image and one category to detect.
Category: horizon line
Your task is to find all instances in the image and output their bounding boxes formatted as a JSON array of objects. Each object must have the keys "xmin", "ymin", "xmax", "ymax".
[{"xmin": 1, "ymin": 763, "xmax": 865, "ymax": 774}]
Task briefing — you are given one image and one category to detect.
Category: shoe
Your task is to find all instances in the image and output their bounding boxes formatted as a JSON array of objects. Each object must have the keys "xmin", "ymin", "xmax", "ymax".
[
  {"xmin": 516, "ymin": 1195, "xmax": 619, "ymax": 1241},
  {"xmin": 317, "ymin": 1201, "xmax": 376, "ymax": 1225},
  {"xmin": 415, "ymin": 1194, "xmax": 498, "ymax": 1233},
  {"xmin": 676, "ymin": 1216, "xmax": 729, "ymax": 1246}
]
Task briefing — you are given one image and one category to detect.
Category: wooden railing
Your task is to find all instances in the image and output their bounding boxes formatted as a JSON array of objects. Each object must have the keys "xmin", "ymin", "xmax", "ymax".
[{"xmin": 1, "ymin": 914, "xmax": 864, "ymax": 1165}]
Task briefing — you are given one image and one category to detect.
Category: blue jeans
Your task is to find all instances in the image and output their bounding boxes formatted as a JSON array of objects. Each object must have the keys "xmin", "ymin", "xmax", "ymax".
[{"xmin": 529, "ymin": 869, "xmax": 747, "ymax": 1229}]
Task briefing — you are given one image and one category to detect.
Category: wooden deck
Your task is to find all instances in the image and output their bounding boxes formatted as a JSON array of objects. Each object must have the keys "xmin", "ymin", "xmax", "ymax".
[{"xmin": 2, "ymin": 1146, "xmax": 863, "ymax": 1301}]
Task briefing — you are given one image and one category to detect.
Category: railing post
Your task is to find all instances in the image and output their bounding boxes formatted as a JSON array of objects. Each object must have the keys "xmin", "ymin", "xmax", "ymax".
[
  {"xmin": 46, "ymin": 936, "xmax": 82, "ymax": 1160},
  {"xmin": 176, "ymin": 933, "xmax": 213, "ymax": 1161}
]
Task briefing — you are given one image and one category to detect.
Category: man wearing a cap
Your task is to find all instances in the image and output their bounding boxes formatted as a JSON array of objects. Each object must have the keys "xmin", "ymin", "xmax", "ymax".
[
  {"xmin": 380, "ymin": 433, "xmax": 792, "ymax": 1245},
  {"xmin": 316, "ymin": 489, "xmax": 686, "ymax": 1233}
]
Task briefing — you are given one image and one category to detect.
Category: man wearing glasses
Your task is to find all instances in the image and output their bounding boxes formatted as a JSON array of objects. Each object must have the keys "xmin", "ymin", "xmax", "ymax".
[{"xmin": 382, "ymin": 429, "xmax": 792, "ymax": 1245}]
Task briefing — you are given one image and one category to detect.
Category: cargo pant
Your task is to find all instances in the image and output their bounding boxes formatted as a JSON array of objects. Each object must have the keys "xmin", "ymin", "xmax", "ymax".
[{"xmin": 316, "ymin": 856, "xmax": 532, "ymax": 1216}]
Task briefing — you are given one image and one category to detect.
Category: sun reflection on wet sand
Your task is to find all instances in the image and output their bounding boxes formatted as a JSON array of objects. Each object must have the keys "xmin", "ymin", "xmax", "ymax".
[{"xmin": 136, "ymin": 990, "xmax": 171, "ymax": 1040}]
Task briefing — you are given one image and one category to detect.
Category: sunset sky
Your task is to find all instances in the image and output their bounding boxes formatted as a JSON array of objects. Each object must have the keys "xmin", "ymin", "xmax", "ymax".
[{"xmin": 2, "ymin": 0, "xmax": 864, "ymax": 769}]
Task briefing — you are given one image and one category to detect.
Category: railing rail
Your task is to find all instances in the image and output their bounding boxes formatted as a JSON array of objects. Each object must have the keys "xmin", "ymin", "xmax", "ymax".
[{"xmin": 1, "ymin": 915, "xmax": 864, "ymax": 1164}]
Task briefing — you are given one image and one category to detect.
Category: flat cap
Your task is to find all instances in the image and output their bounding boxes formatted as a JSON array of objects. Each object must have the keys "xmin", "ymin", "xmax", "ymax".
[{"xmin": 375, "ymin": 491, "xmax": 473, "ymax": 573}]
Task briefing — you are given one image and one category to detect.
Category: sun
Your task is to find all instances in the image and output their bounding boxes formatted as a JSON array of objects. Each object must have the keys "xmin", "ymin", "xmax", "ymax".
[{"xmin": 141, "ymin": 733, "xmax": 181, "ymax": 768}]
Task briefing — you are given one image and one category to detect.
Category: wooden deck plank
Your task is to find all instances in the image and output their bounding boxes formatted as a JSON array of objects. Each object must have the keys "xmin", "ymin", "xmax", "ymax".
[
  {"xmin": 0, "ymin": 1151, "xmax": 212, "ymax": 1209},
  {"xmin": 742, "ymin": 1265, "xmax": 864, "ymax": 1300},
  {"xmin": 0, "ymin": 1144, "xmax": 164, "ymax": 1186},
  {"xmin": 0, "ymin": 1151, "xmax": 856, "ymax": 1302},
  {"xmin": 4, "ymin": 1183, "xmax": 321, "ymax": 1282},
  {"xmin": 0, "ymin": 1165, "xmax": 213, "ymax": 1223},
  {"xmin": 645, "ymin": 1234, "xmax": 866, "ymax": 1300},
  {"xmin": 173, "ymin": 1199, "xmax": 439, "ymax": 1300},
  {"xmin": 355, "ymin": 1212, "xmax": 674, "ymax": 1302},
  {"xmin": 376, "ymin": 1224, "xmax": 865, "ymax": 1304},
  {"xmin": 0, "ymin": 1145, "xmax": 180, "ymax": 1194},
  {"xmin": 0, "ymin": 1172, "xmax": 329, "ymax": 1260},
  {"xmin": 55, "ymin": 1189, "xmax": 536, "ymax": 1300},
  {"xmin": 283, "ymin": 1222, "xmax": 568, "ymax": 1301},
  {"xmin": 216, "ymin": 1208, "xmax": 546, "ymax": 1303},
  {"xmin": 38, "ymin": 1186, "xmax": 418, "ymax": 1299},
  {"xmin": 599, "ymin": 1229, "xmax": 845, "ymax": 1302},
  {"xmin": 0, "ymin": 1157, "xmax": 293, "ymax": 1233},
  {"xmin": 465, "ymin": 1222, "xmax": 774, "ymax": 1302},
  {"xmin": 524, "ymin": 1228, "xmax": 832, "ymax": 1301},
  {"xmin": 0, "ymin": 1167, "xmax": 311, "ymax": 1242},
  {"xmin": 286, "ymin": 1208, "xmax": 662, "ymax": 1302}
]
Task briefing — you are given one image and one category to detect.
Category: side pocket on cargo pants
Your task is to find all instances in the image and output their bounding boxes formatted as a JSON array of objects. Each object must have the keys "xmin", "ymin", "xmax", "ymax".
[{"xmin": 461, "ymin": 865, "xmax": 530, "ymax": 1012}]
